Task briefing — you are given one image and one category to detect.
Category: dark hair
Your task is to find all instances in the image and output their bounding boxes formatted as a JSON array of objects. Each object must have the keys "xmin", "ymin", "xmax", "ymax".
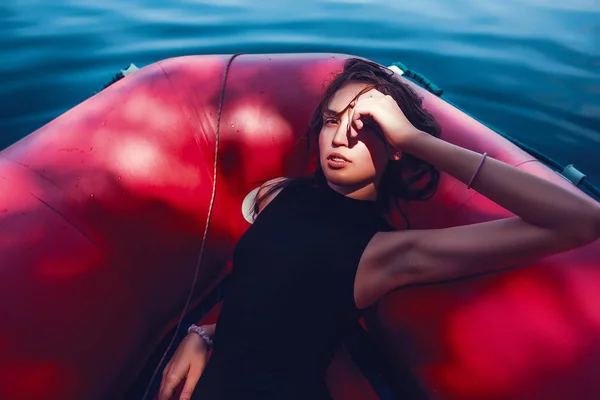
[{"xmin": 254, "ymin": 58, "xmax": 441, "ymax": 228}]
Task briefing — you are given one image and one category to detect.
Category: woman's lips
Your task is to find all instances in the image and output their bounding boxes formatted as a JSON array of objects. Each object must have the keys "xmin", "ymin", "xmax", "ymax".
[{"xmin": 327, "ymin": 152, "xmax": 350, "ymax": 169}]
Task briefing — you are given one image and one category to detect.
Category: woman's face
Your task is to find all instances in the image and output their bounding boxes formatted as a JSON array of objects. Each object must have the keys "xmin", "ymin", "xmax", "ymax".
[{"xmin": 318, "ymin": 82, "xmax": 394, "ymax": 199}]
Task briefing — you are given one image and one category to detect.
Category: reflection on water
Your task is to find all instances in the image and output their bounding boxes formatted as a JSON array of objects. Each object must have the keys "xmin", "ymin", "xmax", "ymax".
[{"xmin": 1, "ymin": 0, "xmax": 599, "ymax": 183}]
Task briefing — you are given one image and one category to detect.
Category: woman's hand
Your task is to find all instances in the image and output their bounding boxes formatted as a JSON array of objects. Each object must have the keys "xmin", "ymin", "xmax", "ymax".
[
  {"xmin": 158, "ymin": 333, "xmax": 208, "ymax": 400},
  {"xmin": 348, "ymin": 88, "xmax": 422, "ymax": 150}
]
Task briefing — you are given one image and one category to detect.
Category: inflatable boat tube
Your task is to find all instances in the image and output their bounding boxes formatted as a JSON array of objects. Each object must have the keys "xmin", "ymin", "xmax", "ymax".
[{"xmin": 0, "ymin": 53, "xmax": 599, "ymax": 400}]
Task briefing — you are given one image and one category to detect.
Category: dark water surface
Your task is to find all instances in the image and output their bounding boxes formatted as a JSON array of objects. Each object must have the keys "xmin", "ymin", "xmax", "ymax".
[{"xmin": 1, "ymin": 0, "xmax": 599, "ymax": 184}]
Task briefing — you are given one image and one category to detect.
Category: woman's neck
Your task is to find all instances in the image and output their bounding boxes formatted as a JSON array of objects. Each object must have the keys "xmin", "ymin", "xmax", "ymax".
[{"xmin": 327, "ymin": 181, "xmax": 378, "ymax": 201}]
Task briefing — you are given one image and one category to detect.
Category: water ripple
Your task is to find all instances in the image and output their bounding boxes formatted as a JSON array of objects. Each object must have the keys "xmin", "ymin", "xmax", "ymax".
[{"xmin": 1, "ymin": 0, "xmax": 598, "ymax": 183}]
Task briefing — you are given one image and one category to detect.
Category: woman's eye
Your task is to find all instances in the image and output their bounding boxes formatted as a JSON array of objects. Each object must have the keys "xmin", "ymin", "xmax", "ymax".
[{"xmin": 324, "ymin": 118, "xmax": 338, "ymax": 126}]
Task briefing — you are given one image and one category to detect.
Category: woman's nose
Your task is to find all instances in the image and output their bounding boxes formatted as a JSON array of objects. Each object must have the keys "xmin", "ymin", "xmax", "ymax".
[{"xmin": 332, "ymin": 120, "xmax": 350, "ymax": 147}]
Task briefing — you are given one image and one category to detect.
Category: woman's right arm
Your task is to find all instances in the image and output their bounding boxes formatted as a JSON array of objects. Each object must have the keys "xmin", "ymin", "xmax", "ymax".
[
  {"xmin": 157, "ymin": 323, "xmax": 216, "ymax": 400},
  {"xmin": 157, "ymin": 179, "xmax": 284, "ymax": 399}
]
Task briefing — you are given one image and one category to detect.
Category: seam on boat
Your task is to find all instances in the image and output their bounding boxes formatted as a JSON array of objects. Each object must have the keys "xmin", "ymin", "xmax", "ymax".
[
  {"xmin": 514, "ymin": 159, "xmax": 540, "ymax": 167},
  {"xmin": 5, "ymin": 158, "xmax": 78, "ymax": 201},
  {"xmin": 156, "ymin": 59, "xmax": 216, "ymax": 181},
  {"xmin": 1, "ymin": 162, "xmax": 153, "ymax": 338}
]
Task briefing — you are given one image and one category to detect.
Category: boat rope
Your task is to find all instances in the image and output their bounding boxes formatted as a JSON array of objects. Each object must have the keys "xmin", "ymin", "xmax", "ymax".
[
  {"xmin": 95, "ymin": 64, "xmax": 139, "ymax": 94},
  {"xmin": 389, "ymin": 61, "xmax": 600, "ymax": 202},
  {"xmin": 390, "ymin": 61, "xmax": 444, "ymax": 96},
  {"xmin": 142, "ymin": 52, "xmax": 244, "ymax": 400}
]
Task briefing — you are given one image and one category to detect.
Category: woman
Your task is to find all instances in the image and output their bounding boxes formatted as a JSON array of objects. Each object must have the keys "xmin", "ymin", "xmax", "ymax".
[{"xmin": 158, "ymin": 58, "xmax": 600, "ymax": 400}]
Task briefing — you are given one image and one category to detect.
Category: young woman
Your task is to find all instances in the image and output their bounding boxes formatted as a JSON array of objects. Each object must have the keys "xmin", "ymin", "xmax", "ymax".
[{"xmin": 158, "ymin": 58, "xmax": 600, "ymax": 400}]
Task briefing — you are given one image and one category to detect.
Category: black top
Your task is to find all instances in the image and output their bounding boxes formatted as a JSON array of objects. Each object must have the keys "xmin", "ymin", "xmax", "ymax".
[{"xmin": 192, "ymin": 179, "xmax": 391, "ymax": 400}]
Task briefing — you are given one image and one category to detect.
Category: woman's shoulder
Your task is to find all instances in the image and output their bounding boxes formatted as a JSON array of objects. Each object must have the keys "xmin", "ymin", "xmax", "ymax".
[
  {"xmin": 255, "ymin": 177, "xmax": 288, "ymax": 215},
  {"xmin": 254, "ymin": 176, "xmax": 315, "ymax": 217}
]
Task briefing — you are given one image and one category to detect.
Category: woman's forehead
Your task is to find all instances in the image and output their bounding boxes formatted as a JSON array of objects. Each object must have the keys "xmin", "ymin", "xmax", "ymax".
[{"xmin": 327, "ymin": 82, "xmax": 370, "ymax": 112}]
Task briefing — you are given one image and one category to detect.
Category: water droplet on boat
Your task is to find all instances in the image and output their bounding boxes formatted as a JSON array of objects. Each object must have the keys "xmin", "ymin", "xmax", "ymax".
[
  {"xmin": 117, "ymin": 175, "xmax": 122, "ymax": 180},
  {"xmin": 90, "ymin": 194, "xmax": 95, "ymax": 198},
  {"xmin": 231, "ymin": 123, "xmax": 235, "ymax": 128},
  {"xmin": 89, "ymin": 147, "xmax": 93, "ymax": 151}
]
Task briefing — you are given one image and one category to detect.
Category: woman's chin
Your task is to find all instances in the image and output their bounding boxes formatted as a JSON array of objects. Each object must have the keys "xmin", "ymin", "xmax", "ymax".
[{"xmin": 323, "ymin": 170, "xmax": 369, "ymax": 188}]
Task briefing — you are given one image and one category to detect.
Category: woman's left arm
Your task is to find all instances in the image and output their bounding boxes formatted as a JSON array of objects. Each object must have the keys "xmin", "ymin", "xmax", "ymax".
[
  {"xmin": 406, "ymin": 130, "xmax": 600, "ymax": 239},
  {"xmin": 371, "ymin": 131, "xmax": 600, "ymax": 289},
  {"xmin": 350, "ymin": 90, "xmax": 600, "ymax": 296}
]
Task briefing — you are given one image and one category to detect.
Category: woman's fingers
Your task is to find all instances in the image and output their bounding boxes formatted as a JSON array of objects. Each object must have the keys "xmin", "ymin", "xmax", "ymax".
[
  {"xmin": 346, "ymin": 104, "xmax": 355, "ymax": 137},
  {"xmin": 157, "ymin": 364, "xmax": 172, "ymax": 400},
  {"xmin": 352, "ymin": 109, "xmax": 364, "ymax": 132},
  {"xmin": 346, "ymin": 91, "xmax": 388, "ymax": 136},
  {"xmin": 350, "ymin": 103, "xmax": 372, "ymax": 133},
  {"xmin": 158, "ymin": 365, "xmax": 186, "ymax": 400},
  {"xmin": 179, "ymin": 365, "xmax": 204, "ymax": 400}
]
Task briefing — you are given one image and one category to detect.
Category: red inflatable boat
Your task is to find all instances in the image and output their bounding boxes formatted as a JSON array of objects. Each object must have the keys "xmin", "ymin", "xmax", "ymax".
[{"xmin": 1, "ymin": 53, "xmax": 599, "ymax": 400}]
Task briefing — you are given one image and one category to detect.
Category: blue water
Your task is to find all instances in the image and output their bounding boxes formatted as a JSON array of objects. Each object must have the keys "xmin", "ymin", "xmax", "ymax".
[{"xmin": 1, "ymin": 0, "xmax": 599, "ymax": 185}]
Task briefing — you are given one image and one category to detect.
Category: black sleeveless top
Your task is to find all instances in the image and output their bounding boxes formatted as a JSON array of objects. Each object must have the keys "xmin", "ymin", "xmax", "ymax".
[{"xmin": 192, "ymin": 180, "xmax": 392, "ymax": 400}]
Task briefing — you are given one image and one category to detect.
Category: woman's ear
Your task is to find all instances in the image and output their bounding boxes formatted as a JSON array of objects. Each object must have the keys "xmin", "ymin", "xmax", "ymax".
[{"xmin": 388, "ymin": 148, "xmax": 402, "ymax": 161}]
